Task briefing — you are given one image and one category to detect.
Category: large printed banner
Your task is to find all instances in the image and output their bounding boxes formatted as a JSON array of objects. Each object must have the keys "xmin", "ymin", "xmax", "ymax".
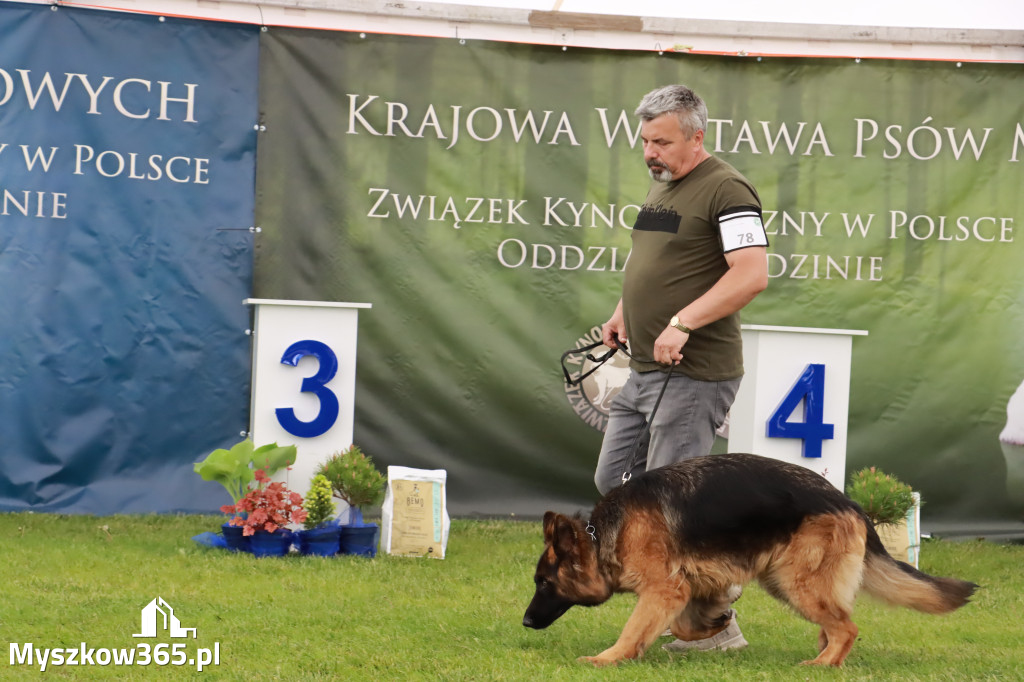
[
  {"xmin": 256, "ymin": 31, "xmax": 1024, "ymax": 519},
  {"xmin": 0, "ymin": 4, "xmax": 259, "ymax": 513}
]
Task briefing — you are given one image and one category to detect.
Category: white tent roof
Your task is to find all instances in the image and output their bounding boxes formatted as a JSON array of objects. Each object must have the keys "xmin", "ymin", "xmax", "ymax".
[
  {"xmin": 439, "ymin": 0, "xmax": 1024, "ymax": 31},
  {"xmin": 12, "ymin": 0, "xmax": 1023, "ymax": 61}
]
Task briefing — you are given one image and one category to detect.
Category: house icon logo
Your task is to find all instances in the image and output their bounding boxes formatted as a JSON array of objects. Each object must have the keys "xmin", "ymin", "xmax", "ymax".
[{"xmin": 132, "ymin": 597, "xmax": 197, "ymax": 639}]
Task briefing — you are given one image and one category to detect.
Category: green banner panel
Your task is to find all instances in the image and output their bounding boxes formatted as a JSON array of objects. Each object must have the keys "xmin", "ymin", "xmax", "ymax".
[{"xmin": 254, "ymin": 29, "xmax": 1024, "ymax": 519}]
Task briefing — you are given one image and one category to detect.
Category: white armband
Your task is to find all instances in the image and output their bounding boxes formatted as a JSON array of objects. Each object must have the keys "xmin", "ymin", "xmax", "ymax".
[{"xmin": 718, "ymin": 207, "xmax": 768, "ymax": 253}]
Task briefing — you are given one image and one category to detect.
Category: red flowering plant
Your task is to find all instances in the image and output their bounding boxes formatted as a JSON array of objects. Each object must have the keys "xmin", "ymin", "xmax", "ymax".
[{"xmin": 220, "ymin": 469, "xmax": 307, "ymax": 536}]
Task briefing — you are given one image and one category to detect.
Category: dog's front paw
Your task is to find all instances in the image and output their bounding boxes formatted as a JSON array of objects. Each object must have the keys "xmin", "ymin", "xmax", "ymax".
[{"xmin": 578, "ymin": 654, "xmax": 619, "ymax": 668}]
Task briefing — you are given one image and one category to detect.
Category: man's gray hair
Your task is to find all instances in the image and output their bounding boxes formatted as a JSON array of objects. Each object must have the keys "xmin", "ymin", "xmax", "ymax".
[{"xmin": 634, "ymin": 85, "xmax": 708, "ymax": 138}]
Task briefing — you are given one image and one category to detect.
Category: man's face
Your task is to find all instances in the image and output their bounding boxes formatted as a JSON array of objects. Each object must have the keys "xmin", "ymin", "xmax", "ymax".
[{"xmin": 640, "ymin": 113, "xmax": 705, "ymax": 182}]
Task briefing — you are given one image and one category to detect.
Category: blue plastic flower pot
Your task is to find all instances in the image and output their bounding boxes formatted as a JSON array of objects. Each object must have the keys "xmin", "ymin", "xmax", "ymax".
[
  {"xmin": 340, "ymin": 523, "xmax": 379, "ymax": 558},
  {"xmin": 221, "ymin": 522, "xmax": 251, "ymax": 553},
  {"xmin": 297, "ymin": 526, "xmax": 341, "ymax": 557},
  {"xmin": 249, "ymin": 529, "xmax": 294, "ymax": 558}
]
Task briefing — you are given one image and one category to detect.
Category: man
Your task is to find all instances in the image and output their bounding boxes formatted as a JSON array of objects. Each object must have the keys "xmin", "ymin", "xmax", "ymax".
[{"xmin": 594, "ymin": 84, "xmax": 769, "ymax": 652}]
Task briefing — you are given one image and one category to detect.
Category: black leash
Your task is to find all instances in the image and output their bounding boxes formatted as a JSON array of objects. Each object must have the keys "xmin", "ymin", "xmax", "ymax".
[
  {"xmin": 618, "ymin": 364, "xmax": 674, "ymax": 485},
  {"xmin": 560, "ymin": 336, "xmax": 676, "ymax": 487}
]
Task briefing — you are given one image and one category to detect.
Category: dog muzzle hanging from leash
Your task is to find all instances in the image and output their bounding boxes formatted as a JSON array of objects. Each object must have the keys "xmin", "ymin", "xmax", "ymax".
[
  {"xmin": 560, "ymin": 338, "xmax": 626, "ymax": 387},
  {"xmin": 559, "ymin": 336, "xmax": 677, "ymax": 487}
]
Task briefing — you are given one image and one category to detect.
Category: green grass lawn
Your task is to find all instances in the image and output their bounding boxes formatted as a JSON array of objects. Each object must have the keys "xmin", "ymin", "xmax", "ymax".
[{"xmin": 1, "ymin": 513, "xmax": 1020, "ymax": 681}]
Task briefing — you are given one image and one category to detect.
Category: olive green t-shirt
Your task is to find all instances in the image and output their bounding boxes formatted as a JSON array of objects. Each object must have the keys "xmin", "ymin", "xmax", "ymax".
[{"xmin": 622, "ymin": 155, "xmax": 762, "ymax": 381}]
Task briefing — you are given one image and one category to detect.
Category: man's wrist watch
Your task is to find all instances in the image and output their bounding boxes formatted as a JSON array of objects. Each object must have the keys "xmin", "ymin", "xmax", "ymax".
[{"xmin": 669, "ymin": 315, "xmax": 692, "ymax": 334}]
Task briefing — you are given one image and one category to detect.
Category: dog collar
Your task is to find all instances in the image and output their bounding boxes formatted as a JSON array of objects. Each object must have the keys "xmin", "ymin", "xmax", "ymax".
[{"xmin": 585, "ymin": 522, "xmax": 597, "ymax": 543}]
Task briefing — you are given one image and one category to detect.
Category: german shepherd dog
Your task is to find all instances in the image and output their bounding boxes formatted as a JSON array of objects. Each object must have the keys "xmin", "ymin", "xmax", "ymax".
[{"xmin": 523, "ymin": 453, "xmax": 977, "ymax": 667}]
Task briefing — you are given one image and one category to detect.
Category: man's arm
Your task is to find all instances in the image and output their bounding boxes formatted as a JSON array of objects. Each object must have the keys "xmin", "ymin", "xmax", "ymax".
[
  {"xmin": 653, "ymin": 246, "xmax": 768, "ymax": 365},
  {"xmin": 601, "ymin": 298, "xmax": 626, "ymax": 349}
]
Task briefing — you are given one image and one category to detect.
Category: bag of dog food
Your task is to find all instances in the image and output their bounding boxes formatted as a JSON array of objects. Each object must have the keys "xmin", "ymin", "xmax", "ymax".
[{"xmin": 381, "ymin": 466, "xmax": 450, "ymax": 559}]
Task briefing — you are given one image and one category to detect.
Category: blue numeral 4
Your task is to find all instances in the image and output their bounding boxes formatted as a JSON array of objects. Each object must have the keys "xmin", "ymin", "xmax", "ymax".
[{"xmin": 766, "ymin": 363, "xmax": 834, "ymax": 458}]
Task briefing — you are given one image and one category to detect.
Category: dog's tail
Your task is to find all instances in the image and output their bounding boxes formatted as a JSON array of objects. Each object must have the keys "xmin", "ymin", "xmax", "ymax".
[{"xmin": 860, "ymin": 527, "xmax": 977, "ymax": 614}]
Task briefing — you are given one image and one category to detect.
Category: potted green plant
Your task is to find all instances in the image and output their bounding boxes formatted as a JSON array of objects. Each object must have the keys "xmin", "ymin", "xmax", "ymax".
[
  {"xmin": 193, "ymin": 438, "xmax": 297, "ymax": 551},
  {"xmin": 297, "ymin": 474, "xmax": 340, "ymax": 557},
  {"xmin": 846, "ymin": 466, "xmax": 921, "ymax": 565},
  {"xmin": 317, "ymin": 445, "xmax": 386, "ymax": 557},
  {"xmin": 220, "ymin": 469, "xmax": 307, "ymax": 557}
]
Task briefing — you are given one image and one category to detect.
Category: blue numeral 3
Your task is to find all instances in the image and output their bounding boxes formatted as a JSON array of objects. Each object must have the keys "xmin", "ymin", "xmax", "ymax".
[
  {"xmin": 275, "ymin": 340, "xmax": 340, "ymax": 438},
  {"xmin": 766, "ymin": 363, "xmax": 835, "ymax": 458}
]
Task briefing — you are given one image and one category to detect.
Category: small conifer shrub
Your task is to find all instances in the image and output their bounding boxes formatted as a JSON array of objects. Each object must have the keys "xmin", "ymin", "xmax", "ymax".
[{"xmin": 846, "ymin": 466, "xmax": 916, "ymax": 526}]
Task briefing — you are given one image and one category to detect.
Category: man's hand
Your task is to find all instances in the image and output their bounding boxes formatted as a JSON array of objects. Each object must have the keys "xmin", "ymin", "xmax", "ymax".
[{"xmin": 653, "ymin": 326, "xmax": 688, "ymax": 365}]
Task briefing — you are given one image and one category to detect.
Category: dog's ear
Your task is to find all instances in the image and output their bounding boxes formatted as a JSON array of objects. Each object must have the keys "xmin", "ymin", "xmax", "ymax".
[
  {"xmin": 542, "ymin": 511, "xmax": 581, "ymax": 559},
  {"xmin": 551, "ymin": 513, "xmax": 581, "ymax": 560},
  {"xmin": 542, "ymin": 510, "xmax": 558, "ymax": 544}
]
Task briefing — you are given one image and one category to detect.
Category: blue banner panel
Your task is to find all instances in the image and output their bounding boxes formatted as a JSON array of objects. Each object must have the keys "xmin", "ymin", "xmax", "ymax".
[{"xmin": 0, "ymin": 4, "xmax": 259, "ymax": 513}]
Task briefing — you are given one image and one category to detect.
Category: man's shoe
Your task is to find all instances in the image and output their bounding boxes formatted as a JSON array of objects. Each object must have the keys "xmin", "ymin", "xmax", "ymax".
[{"xmin": 662, "ymin": 613, "xmax": 748, "ymax": 653}]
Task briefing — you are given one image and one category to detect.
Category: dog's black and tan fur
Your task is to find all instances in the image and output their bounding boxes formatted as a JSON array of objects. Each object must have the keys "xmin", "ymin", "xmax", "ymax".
[{"xmin": 523, "ymin": 453, "xmax": 977, "ymax": 667}]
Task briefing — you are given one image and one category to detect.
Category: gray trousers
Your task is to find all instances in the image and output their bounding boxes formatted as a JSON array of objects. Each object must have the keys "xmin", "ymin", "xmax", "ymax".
[{"xmin": 594, "ymin": 369, "xmax": 741, "ymax": 496}]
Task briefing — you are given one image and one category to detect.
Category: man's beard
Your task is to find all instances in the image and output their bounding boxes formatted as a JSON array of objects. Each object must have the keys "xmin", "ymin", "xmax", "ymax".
[{"xmin": 647, "ymin": 162, "xmax": 673, "ymax": 182}]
